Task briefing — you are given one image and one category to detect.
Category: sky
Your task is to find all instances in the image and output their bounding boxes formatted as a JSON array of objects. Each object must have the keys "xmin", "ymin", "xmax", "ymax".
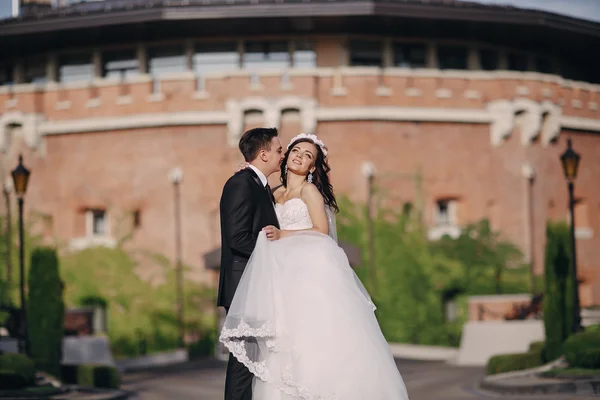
[{"xmin": 458, "ymin": 0, "xmax": 600, "ymax": 23}]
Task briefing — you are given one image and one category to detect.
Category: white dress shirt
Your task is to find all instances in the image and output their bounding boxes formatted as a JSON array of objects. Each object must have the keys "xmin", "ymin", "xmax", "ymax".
[{"xmin": 248, "ymin": 164, "xmax": 268, "ymax": 187}]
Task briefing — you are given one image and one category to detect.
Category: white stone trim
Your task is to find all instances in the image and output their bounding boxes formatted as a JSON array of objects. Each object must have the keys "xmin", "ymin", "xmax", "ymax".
[
  {"xmin": 39, "ymin": 111, "xmax": 229, "ymax": 135},
  {"xmin": 316, "ymin": 107, "xmax": 490, "ymax": 124},
  {"xmin": 435, "ymin": 88, "xmax": 453, "ymax": 99},
  {"xmin": 405, "ymin": 88, "xmax": 422, "ymax": 97},
  {"xmin": 561, "ymin": 116, "xmax": 600, "ymax": 132},
  {"xmin": 487, "ymin": 100, "xmax": 514, "ymax": 146},
  {"xmin": 575, "ymin": 227, "xmax": 593, "ymax": 240},
  {"xmin": 116, "ymin": 96, "xmax": 133, "ymax": 105},
  {"xmin": 4, "ymin": 98, "xmax": 18, "ymax": 109},
  {"xmin": 464, "ymin": 90, "xmax": 481, "ymax": 100},
  {"xmin": 572, "ymin": 99, "xmax": 583, "ymax": 109},
  {"xmin": 375, "ymin": 86, "xmax": 392, "ymax": 97},
  {"xmin": 428, "ymin": 225, "xmax": 461, "ymax": 240},
  {"xmin": 513, "ymin": 98, "xmax": 541, "ymax": 146},
  {"xmin": 540, "ymin": 101, "xmax": 562, "ymax": 145},
  {"xmin": 541, "ymin": 88, "xmax": 553, "ymax": 97},
  {"xmin": 147, "ymin": 93, "xmax": 165, "ymax": 102},
  {"xmin": 55, "ymin": 100, "xmax": 72, "ymax": 111},
  {"xmin": 516, "ymin": 86, "xmax": 530, "ymax": 96},
  {"xmin": 0, "ymin": 111, "xmax": 44, "ymax": 151},
  {"xmin": 86, "ymin": 98, "xmax": 102, "ymax": 108},
  {"xmin": 192, "ymin": 91, "xmax": 210, "ymax": 100},
  {"xmin": 589, "ymin": 102, "xmax": 598, "ymax": 111}
]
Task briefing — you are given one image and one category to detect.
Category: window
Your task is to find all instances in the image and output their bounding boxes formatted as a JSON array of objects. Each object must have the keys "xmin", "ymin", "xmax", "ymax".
[
  {"xmin": 508, "ymin": 52, "xmax": 528, "ymax": 71},
  {"xmin": 90, "ymin": 209, "xmax": 107, "ymax": 236},
  {"xmin": 434, "ymin": 199, "xmax": 458, "ymax": 226},
  {"xmin": 438, "ymin": 45, "xmax": 468, "ymax": 70},
  {"xmin": 194, "ymin": 42, "xmax": 239, "ymax": 75},
  {"xmin": 133, "ymin": 210, "xmax": 141, "ymax": 229},
  {"xmin": 0, "ymin": 62, "xmax": 14, "ymax": 85},
  {"xmin": 349, "ymin": 40, "xmax": 382, "ymax": 67},
  {"xmin": 103, "ymin": 49, "xmax": 140, "ymax": 80},
  {"xmin": 393, "ymin": 43, "xmax": 426, "ymax": 68},
  {"xmin": 59, "ymin": 53, "xmax": 94, "ymax": 83},
  {"xmin": 535, "ymin": 55, "xmax": 554, "ymax": 74},
  {"xmin": 479, "ymin": 48, "xmax": 498, "ymax": 71},
  {"xmin": 148, "ymin": 45, "xmax": 186, "ymax": 75},
  {"xmin": 293, "ymin": 41, "xmax": 316, "ymax": 68},
  {"xmin": 243, "ymin": 41, "xmax": 291, "ymax": 70},
  {"xmin": 24, "ymin": 56, "xmax": 47, "ymax": 84}
]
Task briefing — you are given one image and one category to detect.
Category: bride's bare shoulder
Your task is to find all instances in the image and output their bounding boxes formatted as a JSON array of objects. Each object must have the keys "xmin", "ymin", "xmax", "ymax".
[{"xmin": 301, "ymin": 183, "xmax": 323, "ymax": 202}]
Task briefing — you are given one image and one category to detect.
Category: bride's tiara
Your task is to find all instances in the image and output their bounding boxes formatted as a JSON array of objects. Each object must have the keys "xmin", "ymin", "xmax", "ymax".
[{"xmin": 287, "ymin": 133, "xmax": 328, "ymax": 157}]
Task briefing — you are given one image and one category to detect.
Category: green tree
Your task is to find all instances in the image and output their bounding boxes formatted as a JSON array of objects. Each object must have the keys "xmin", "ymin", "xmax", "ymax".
[
  {"xmin": 28, "ymin": 247, "xmax": 64, "ymax": 377},
  {"xmin": 543, "ymin": 221, "xmax": 572, "ymax": 361}
]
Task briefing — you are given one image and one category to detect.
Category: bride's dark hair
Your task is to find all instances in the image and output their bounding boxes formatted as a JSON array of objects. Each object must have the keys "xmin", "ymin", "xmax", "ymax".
[{"xmin": 280, "ymin": 138, "xmax": 339, "ymax": 213}]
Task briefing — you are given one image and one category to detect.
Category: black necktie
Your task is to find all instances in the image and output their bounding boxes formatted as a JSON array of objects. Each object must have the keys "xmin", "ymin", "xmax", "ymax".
[{"xmin": 265, "ymin": 183, "xmax": 275, "ymax": 204}]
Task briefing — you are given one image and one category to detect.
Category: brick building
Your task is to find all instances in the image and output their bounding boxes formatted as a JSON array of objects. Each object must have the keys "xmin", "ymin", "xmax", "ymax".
[{"xmin": 1, "ymin": 0, "xmax": 599, "ymax": 304}]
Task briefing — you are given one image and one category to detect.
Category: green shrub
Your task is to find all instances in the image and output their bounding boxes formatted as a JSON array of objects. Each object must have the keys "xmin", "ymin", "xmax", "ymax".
[
  {"xmin": 529, "ymin": 341, "xmax": 545, "ymax": 354},
  {"xmin": 61, "ymin": 364, "xmax": 120, "ymax": 388},
  {"xmin": 543, "ymin": 221, "xmax": 572, "ymax": 362},
  {"xmin": 486, "ymin": 350, "xmax": 543, "ymax": 375},
  {"xmin": 188, "ymin": 329, "xmax": 217, "ymax": 359},
  {"xmin": 28, "ymin": 247, "xmax": 64, "ymax": 378},
  {"xmin": 0, "ymin": 353, "xmax": 36, "ymax": 389},
  {"xmin": 564, "ymin": 330, "xmax": 600, "ymax": 369}
]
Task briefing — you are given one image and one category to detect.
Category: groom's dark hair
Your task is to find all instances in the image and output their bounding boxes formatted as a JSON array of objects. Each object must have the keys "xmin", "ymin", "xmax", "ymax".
[{"xmin": 239, "ymin": 127, "xmax": 279, "ymax": 162}]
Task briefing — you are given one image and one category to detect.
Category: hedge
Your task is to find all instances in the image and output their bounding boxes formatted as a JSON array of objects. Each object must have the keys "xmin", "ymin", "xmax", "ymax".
[
  {"xmin": 563, "ymin": 330, "xmax": 600, "ymax": 369},
  {"xmin": 28, "ymin": 247, "xmax": 64, "ymax": 378},
  {"xmin": 61, "ymin": 364, "xmax": 120, "ymax": 389},
  {"xmin": 0, "ymin": 353, "xmax": 36, "ymax": 389}
]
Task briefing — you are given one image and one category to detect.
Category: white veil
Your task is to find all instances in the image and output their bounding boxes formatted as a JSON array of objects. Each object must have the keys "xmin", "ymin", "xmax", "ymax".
[{"xmin": 325, "ymin": 205, "xmax": 338, "ymax": 243}]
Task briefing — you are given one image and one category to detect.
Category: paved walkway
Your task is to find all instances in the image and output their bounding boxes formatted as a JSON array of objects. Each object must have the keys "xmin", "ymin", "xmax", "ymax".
[{"xmin": 121, "ymin": 358, "xmax": 600, "ymax": 400}]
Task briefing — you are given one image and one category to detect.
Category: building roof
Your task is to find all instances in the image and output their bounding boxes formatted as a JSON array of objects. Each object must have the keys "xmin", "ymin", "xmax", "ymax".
[
  {"xmin": 2, "ymin": 0, "xmax": 599, "ymax": 36},
  {"xmin": 1, "ymin": 0, "xmax": 598, "ymax": 61}
]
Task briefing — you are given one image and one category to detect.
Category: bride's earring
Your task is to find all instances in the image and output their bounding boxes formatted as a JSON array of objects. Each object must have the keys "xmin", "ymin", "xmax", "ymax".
[
  {"xmin": 307, "ymin": 172, "xmax": 313, "ymax": 183},
  {"xmin": 284, "ymin": 165, "xmax": 288, "ymax": 175}
]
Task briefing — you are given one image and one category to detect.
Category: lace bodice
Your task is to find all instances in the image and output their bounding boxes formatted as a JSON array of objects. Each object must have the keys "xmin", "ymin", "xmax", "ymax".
[{"xmin": 275, "ymin": 198, "xmax": 313, "ymax": 230}]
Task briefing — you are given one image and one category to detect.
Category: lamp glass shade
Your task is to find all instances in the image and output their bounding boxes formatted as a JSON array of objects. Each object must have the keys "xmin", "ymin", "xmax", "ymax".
[
  {"xmin": 11, "ymin": 157, "xmax": 31, "ymax": 197},
  {"xmin": 560, "ymin": 140, "xmax": 581, "ymax": 182}
]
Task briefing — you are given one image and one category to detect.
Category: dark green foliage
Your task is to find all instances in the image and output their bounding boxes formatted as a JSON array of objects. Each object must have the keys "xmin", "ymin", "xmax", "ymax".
[
  {"xmin": 27, "ymin": 247, "xmax": 64, "ymax": 378},
  {"xmin": 486, "ymin": 349, "xmax": 544, "ymax": 375},
  {"xmin": 543, "ymin": 221, "xmax": 572, "ymax": 362},
  {"xmin": 563, "ymin": 330, "xmax": 600, "ymax": 369},
  {"xmin": 61, "ymin": 364, "xmax": 120, "ymax": 388},
  {"xmin": 336, "ymin": 196, "xmax": 526, "ymax": 347},
  {"xmin": 188, "ymin": 328, "xmax": 217, "ymax": 359},
  {"xmin": 0, "ymin": 353, "xmax": 35, "ymax": 389}
]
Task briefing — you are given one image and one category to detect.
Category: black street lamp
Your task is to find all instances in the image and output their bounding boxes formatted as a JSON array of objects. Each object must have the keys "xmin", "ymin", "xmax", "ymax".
[
  {"xmin": 11, "ymin": 154, "xmax": 30, "ymax": 356},
  {"xmin": 361, "ymin": 161, "xmax": 377, "ymax": 292},
  {"xmin": 560, "ymin": 138, "xmax": 582, "ymax": 334},
  {"xmin": 169, "ymin": 167, "xmax": 184, "ymax": 347}
]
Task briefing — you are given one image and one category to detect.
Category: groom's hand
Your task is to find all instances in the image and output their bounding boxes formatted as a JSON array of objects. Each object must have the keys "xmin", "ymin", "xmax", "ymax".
[{"xmin": 263, "ymin": 225, "xmax": 281, "ymax": 241}]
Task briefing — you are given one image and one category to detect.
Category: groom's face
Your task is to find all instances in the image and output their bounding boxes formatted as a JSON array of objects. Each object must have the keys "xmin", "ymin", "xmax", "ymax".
[{"xmin": 263, "ymin": 136, "xmax": 284, "ymax": 175}]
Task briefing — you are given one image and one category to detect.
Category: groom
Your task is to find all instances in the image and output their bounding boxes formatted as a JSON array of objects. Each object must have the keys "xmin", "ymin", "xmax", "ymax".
[{"xmin": 218, "ymin": 127, "xmax": 283, "ymax": 400}]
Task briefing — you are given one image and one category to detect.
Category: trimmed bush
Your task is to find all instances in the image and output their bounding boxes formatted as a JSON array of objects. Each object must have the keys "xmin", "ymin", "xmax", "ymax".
[
  {"xmin": 28, "ymin": 247, "xmax": 65, "ymax": 378},
  {"xmin": 486, "ymin": 350, "xmax": 543, "ymax": 375},
  {"xmin": 529, "ymin": 341, "xmax": 545, "ymax": 354},
  {"xmin": 61, "ymin": 364, "xmax": 120, "ymax": 389},
  {"xmin": 0, "ymin": 353, "xmax": 36, "ymax": 389},
  {"xmin": 563, "ymin": 330, "xmax": 600, "ymax": 369},
  {"xmin": 543, "ymin": 221, "xmax": 572, "ymax": 362}
]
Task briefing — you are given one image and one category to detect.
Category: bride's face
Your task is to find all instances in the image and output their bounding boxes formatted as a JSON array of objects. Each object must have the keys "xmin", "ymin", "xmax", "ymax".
[{"xmin": 287, "ymin": 141, "xmax": 318, "ymax": 177}]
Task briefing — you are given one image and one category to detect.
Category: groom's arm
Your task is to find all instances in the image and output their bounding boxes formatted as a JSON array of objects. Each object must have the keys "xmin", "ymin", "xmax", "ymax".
[{"xmin": 221, "ymin": 176, "xmax": 257, "ymax": 258}]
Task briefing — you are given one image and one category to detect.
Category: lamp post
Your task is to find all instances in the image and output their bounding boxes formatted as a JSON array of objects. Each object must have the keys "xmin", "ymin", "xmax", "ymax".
[
  {"xmin": 169, "ymin": 167, "xmax": 184, "ymax": 347},
  {"xmin": 560, "ymin": 138, "xmax": 582, "ymax": 334},
  {"xmin": 361, "ymin": 161, "xmax": 377, "ymax": 292},
  {"xmin": 11, "ymin": 155, "xmax": 30, "ymax": 356},
  {"xmin": 2, "ymin": 180, "xmax": 13, "ymax": 306},
  {"xmin": 522, "ymin": 164, "xmax": 536, "ymax": 295}
]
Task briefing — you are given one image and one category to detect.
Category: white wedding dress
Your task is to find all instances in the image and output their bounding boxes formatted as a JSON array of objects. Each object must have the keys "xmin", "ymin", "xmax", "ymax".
[{"xmin": 220, "ymin": 198, "xmax": 409, "ymax": 400}]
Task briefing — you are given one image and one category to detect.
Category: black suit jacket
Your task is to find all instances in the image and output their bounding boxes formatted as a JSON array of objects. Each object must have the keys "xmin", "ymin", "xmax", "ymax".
[{"xmin": 217, "ymin": 168, "xmax": 280, "ymax": 308}]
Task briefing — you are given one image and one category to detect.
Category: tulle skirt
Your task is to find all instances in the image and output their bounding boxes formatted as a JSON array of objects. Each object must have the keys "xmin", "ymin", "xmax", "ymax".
[{"xmin": 220, "ymin": 231, "xmax": 409, "ymax": 400}]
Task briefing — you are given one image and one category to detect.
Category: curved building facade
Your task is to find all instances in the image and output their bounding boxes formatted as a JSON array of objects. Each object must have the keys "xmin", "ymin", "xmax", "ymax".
[{"xmin": 1, "ymin": 0, "xmax": 599, "ymax": 303}]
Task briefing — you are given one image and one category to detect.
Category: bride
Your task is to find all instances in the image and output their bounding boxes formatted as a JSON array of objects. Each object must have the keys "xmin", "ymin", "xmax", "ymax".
[{"xmin": 220, "ymin": 133, "xmax": 410, "ymax": 400}]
